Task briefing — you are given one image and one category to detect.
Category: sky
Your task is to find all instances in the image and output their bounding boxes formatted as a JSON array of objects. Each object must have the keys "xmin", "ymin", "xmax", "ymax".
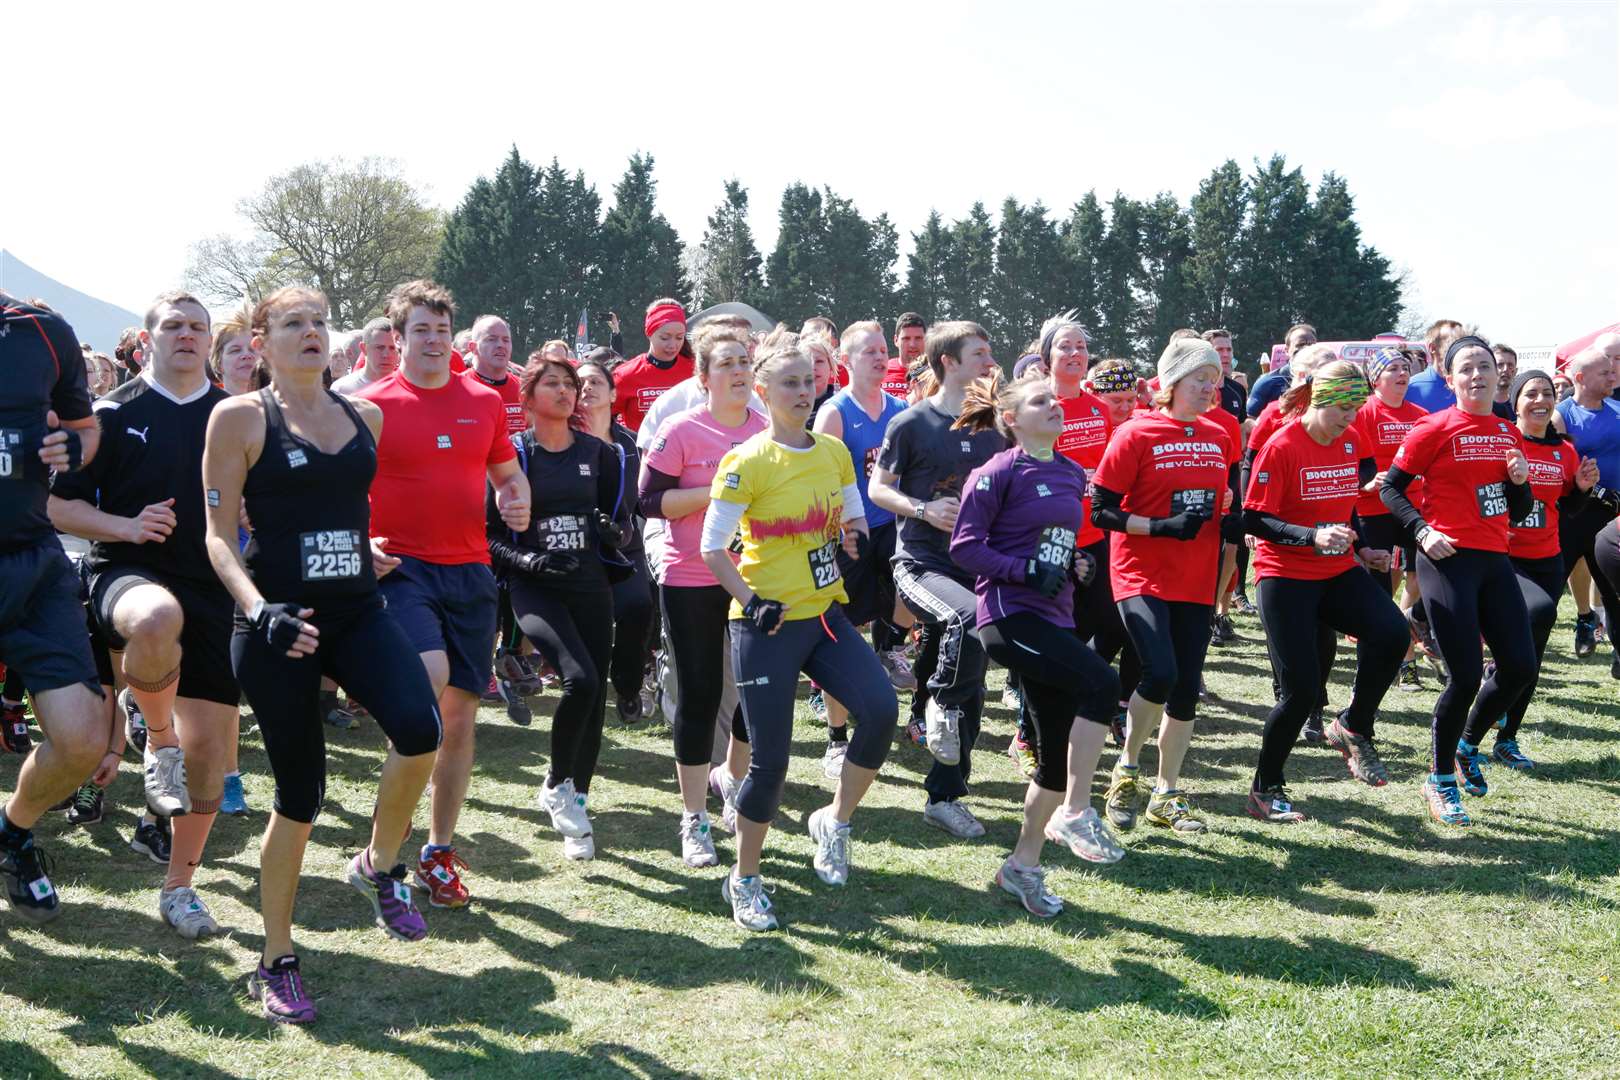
[{"xmin": 3, "ymin": 0, "xmax": 1615, "ymax": 348}]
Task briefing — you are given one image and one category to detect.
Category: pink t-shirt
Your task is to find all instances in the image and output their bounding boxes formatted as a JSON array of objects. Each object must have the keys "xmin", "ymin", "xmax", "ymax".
[{"xmin": 643, "ymin": 404, "xmax": 768, "ymax": 586}]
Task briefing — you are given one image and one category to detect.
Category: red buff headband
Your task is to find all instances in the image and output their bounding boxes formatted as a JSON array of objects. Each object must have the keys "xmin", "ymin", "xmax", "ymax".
[{"xmin": 644, "ymin": 303, "xmax": 687, "ymax": 338}]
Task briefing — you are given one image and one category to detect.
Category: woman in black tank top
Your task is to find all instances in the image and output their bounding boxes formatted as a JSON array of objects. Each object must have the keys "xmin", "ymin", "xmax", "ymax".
[{"xmin": 202, "ymin": 286, "xmax": 442, "ymax": 1025}]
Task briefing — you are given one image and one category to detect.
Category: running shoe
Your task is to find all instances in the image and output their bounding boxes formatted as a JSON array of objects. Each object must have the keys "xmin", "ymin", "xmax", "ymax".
[
  {"xmin": 1455, "ymin": 741, "xmax": 1489, "ymax": 797},
  {"xmin": 880, "ymin": 647, "xmax": 918, "ymax": 691},
  {"xmin": 1406, "ymin": 606, "xmax": 1445, "ymax": 670},
  {"xmin": 1110, "ymin": 708, "xmax": 1126, "ymax": 748},
  {"xmin": 821, "ymin": 739, "xmax": 848, "ymax": 779},
  {"xmin": 0, "ymin": 833, "xmax": 60, "ymax": 923},
  {"xmin": 497, "ymin": 676, "xmax": 532, "ymax": 727},
  {"xmin": 721, "ymin": 869, "xmax": 778, "ymax": 932},
  {"xmin": 220, "ymin": 773, "xmax": 248, "ymax": 816},
  {"xmin": 1302, "ymin": 710, "xmax": 1325, "ymax": 744},
  {"xmin": 66, "ymin": 783, "xmax": 104, "ymax": 826},
  {"xmin": 904, "ymin": 718, "xmax": 928, "ymax": 748},
  {"xmin": 1247, "ymin": 785, "xmax": 1307, "ymax": 824},
  {"xmin": 1596, "ymin": 611, "xmax": 1609, "ymax": 646},
  {"xmin": 1000, "ymin": 683, "xmax": 1023, "ymax": 711},
  {"xmin": 347, "ymin": 851, "xmax": 428, "ymax": 941},
  {"xmin": 807, "ymin": 687, "xmax": 827, "ymax": 722},
  {"xmin": 1045, "ymin": 806, "xmax": 1126, "ymax": 863},
  {"xmin": 1006, "ymin": 730, "xmax": 1037, "ymax": 780},
  {"xmin": 1323, "ymin": 718, "xmax": 1389, "ymax": 787},
  {"xmin": 1145, "ymin": 789, "xmax": 1207, "ymax": 833},
  {"xmin": 1422, "ymin": 776, "xmax": 1470, "ymax": 827},
  {"xmin": 1574, "ymin": 613, "xmax": 1596, "ymax": 658},
  {"xmin": 562, "ymin": 832, "xmax": 595, "ymax": 861},
  {"xmin": 539, "ymin": 778, "xmax": 591, "ymax": 838},
  {"xmin": 1491, "ymin": 738, "xmax": 1536, "ymax": 771},
  {"xmin": 250, "ymin": 955, "xmax": 317, "ymax": 1024},
  {"xmin": 924, "ymin": 698, "xmax": 961, "ymax": 766},
  {"xmin": 1397, "ymin": 659, "xmax": 1424, "ymax": 691},
  {"xmin": 496, "ymin": 648, "xmax": 542, "ymax": 697},
  {"xmin": 130, "ymin": 817, "xmax": 171, "ymax": 864},
  {"xmin": 995, "ymin": 856, "xmax": 1062, "ymax": 918},
  {"xmin": 679, "ymin": 811, "xmax": 718, "ymax": 868},
  {"xmin": 1234, "ymin": 593, "xmax": 1257, "ymax": 616},
  {"xmin": 923, "ymin": 799, "xmax": 986, "ymax": 839},
  {"xmin": 1104, "ymin": 762, "xmax": 1147, "ymax": 831},
  {"xmin": 1210, "ymin": 612, "xmax": 1235, "ymax": 646},
  {"xmin": 0, "ymin": 701, "xmax": 30, "ymax": 755},
  {"xmin": 322, "ymin": 693, "xmax": 359, "ymax": 730},
  {"xmin": 160, "ymin": 886, "xmax": 220, "ymax": 939},
  {"xmin": 708, "ymin": 765, "xmax": 742, "ymax": 833},
  {"xmin": 120, "ymin": 688, "xmax": 147, "ymax": 754},
  {"xmin": 414, "ymin": 846, "xmax": 471, "ymax": 908},
  {"xmin": 143, "ymin": 743, "xmax": 190, "ymax": 817},
  {"xmin": 807, "ymin": 807, "xmax": 851, "ymax": 886},
  {"xmin": 479, "ymin": 674, "xmax": 503, "ymax": 704},
  {"xmin": 615, "ymin": 691, "xmax": 644, "ymax": 724}
]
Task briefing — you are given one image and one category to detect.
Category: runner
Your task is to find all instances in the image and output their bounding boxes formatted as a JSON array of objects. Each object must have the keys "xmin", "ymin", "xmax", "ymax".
[
  {"xmin": 640, "ymin": 330, "xmax": 764, "ymax": 866},
  {"xmin": 1091, "ymin": 336, "xmax": 1235, "ymax": 835},
  {"xmin": 700, "ymin": 341, "xmax": 897, "ymax": 930},
  {"xmin": 1404, "ymin": 318, "xmax": 1466, "ymax": 413},
  {"xmin": 203, "ymin": 286, "xmax": 441, "ymax": 1024},
  {"xmin": 1381, "ymin": 336, "xmax": 1535, "ymax": 825},
  {"xmin": 49, "ymin": 290, "xmax": 241, "ymax": 937},
  {"xmin": 805, "ymin": 333, "xmax": 838, "ymax": 425},
  {"xmin": 1246, "ymin": 323, "xmax": 1317, "ymax": 419},
  {"xmin": 356, "ymin": 279, "xmax": 530, "ymax": 906},
  {"xmin": 950, "ymin": 373, "xmax": 1124, "ymax": 916},
  {"xmin": 330, "ymin": 318, "xmax": 400, "ymax": 396},
  {"xmin": 1204, "ymin": 328, "xmax": 1253, "ymax": 636},
  {"xmin": 613, "ymin": 299, "xmax": 693, "ymax": 433},
  {"xmin": 1243, "ymin": 361, "xmax": 1407, "ymax": 819},
  {"xmin": 868, "ymin": 322, "xmax": 1006, "ymax": 838},
  {"xmin": 489, "ymin": 359, "xmax": 632, "ymax": 861},
  {"xmin": 0, "ymin": 291, "xmax": 105, "ymax": 924},
  {"xmin": 1554, "ymin": 347, "xmax": 1620, "ymax": 666},
  {"xmin": 887, "ymin": 313, "xmax": 926, "ymax": 398}
]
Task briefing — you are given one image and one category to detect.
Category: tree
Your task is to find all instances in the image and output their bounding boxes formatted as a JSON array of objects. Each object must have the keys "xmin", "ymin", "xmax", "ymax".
[
  {"xmin": 1093, "ymin": 194, "xmax": 1143, "ymax": 357},
  {"xmin": 1231, "ymin": 154, "xmax": 1312, "ymax": 358},
  {"xmin": 940, "ymin": 202, "xmax": 996, "ymax": 331},
  {"xmin": 821, "ymin": 190, "xmax": 895, "ymax": 328},
  {"xmin": 695, "ymin": 180, "xmax": 764, "ymax": 310},
  {"xmin": 1187, "ymin": 160, "xmax": 1247, "ymax": 335},
  {"xmin": 1137, "ymin": 192, "xmax": 1196, "ymax": 352},
  {"xmin": 763, "ymin": 183, "xmax": 826, "ymax": 327},
  {"xmin": 598, "ymin": 153, "xmax": 690, "ymax": 356},
  {"xmin": 1058, "ymin": 193, "xmax": 1105, "ymax": 347},
  {"xmin": 903, "ymin": 210, "xmax": 952, "ymax": 324},
  {"xmin": 435, "ymin": 147, "xmax": 544, "ymax": 351},
  {"xmin": 535, "ymin": 158, "xmax": 605, "ymax": 345},
  {"xmin": 990, "ymin": 198, "xmax": 1066, "ymax": 351},
  {"xmin": 186, "ymin": 157, "xmax": 442, "ymax": 328},
  {"xmin": 1301, "ymin": 171, "xmax": 1403, "ymax": 340}
]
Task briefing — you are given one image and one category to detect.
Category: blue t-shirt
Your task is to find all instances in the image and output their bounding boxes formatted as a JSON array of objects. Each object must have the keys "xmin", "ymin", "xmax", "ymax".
[
  {"xmin": 829, "ymin": 387, "xmax": 906, "ymax": 528},
  {"xmin": 1247, "ymin": 366, "xmax": 1290, "ymax": 419},
  {"xmin": 1405, "ymin": 367, "xmax": 1456, "ymax": 413},
  {"xmin": 1557, "ymin": 397, "xmax": 1620, "ymax": 488}
]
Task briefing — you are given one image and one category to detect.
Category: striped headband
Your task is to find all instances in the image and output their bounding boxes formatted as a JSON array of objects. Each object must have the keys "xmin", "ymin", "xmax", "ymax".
[
  {"xmin": 1365, "ymin": 345, "xmax": 1405, "ymax": 384},
  {"xmin": 1088, "ymin": 364, "xmax": 1138, "ymax": 395},
  {"xmin": 1311, "ymin": 371, "xmax": 1369, "ymax": 411}
]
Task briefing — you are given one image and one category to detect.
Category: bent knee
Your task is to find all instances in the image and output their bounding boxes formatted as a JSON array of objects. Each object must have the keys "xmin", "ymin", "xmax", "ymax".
[{"xmin": 118, "ymin": 593, "xmax": 184, "ymax": 644}]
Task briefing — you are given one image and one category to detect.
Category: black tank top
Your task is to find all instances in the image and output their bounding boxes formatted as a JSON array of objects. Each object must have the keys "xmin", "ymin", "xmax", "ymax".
[{"xmin": 242, "ymin": 387, "xmax": 378, "ymax": 604}]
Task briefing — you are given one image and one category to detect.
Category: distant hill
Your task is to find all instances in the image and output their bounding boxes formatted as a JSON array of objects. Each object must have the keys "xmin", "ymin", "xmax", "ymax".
[{"xmin": 0, "ymin": 249, "xmax": 142, "ymax": 353}]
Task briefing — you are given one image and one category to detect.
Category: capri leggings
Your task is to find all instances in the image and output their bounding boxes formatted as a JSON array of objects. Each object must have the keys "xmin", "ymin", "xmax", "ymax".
[
  {"xmin": 232, "ymin": 595, "xmax": 441, "ymax": 824},
  {"xmin": 730, "ymin": 606, "xmax": 898, "ymax": 824},
  {"xmin": 1560, "ymin": 501, "xmax": 1620, "ymax": 630},
  {"xmin": 1416, "ymin": 549, "xmax": 1535, "ymax": 775},
  {"xmin": 662, "ymin": 583, "xmax": 750, "ymax": 766},
  {"xmin": 981, "ymin": 613, "xmax": 1120, "ymax": 792},
  {"xmin": 610, "ymin": 559, "xmax": 655, "ymax": 702},
  {"xmin": 1116, "ymin": 595, "xmax": 1211, "ymax": 721},
  {"xmin": 511, "ymin": 581, "xmax": 614, "ymax": 793},
  {"xmin": 1074, "ymin": 539, "xmax": 1140, "ymax": 702},
  {"xmin": 1463, "ymin": 553, "xmax": 1562, "ymax": 744},
  {"xmin": 1253, "ymin": 568, "xmax": 1407, "ymax": 790}
]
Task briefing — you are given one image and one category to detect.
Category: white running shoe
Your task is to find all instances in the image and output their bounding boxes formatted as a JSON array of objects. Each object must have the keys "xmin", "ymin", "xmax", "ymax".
[
  {"xmin": 562, "ymin": 833, "xmax": 595, "ymax": 861},
  {"xmin": 996, "ymin": 856, "xmax": 1062, "ymax": 918},
  {"xmin": 807, "ymin": 806, "xmax": 851, "ymax": 886},
  {"xmin": 159, "ymin": 886, "xmax": 220, "ymax": 939},
  {"xmin": 144, "ymin": 743, "xmax": 190, "ymax": 818},
  {"xmin": 923, "ymin": 799, "xmax": 986, "ymax": 838},
  {"xmin": 680, "ymin": 811, "xmax": 718, "ymax": 867},
  {"xmin": 924, "ymin": 698, "xmax": 961, "ymax": 766},
  {"xmin": 539, "ymin": 778, "xmax": 590, "ymax": 839},
  {"xmin": 1044, "ymin": 806, "xmax": 1126, "ymax": 864},
  {"xmin": 708, "ymin": 765, "xmax": 741, "ymax": 833},
  {"xmin": 721, "ymin": 868, "xmax": 778, "ymax": 932},
  {"xmin": 821, "ymin": 740, "xmax": 848, "ymax": 779}
]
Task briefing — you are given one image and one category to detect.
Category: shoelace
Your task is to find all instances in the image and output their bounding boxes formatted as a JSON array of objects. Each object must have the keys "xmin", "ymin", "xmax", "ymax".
[
  {"xmin": 737, "ymin": 877, "xmax": 774, "ymax": 912},
  {"xmin": 72, "ymin": 786, "xmax": 99, "ymax": 813},
  {"xmin": 824, "ymin": 824, "xmax": 850, "ymax": 869},
  {"xmin": 10, "ymin": 841, "xmax": 56, "ymax": 890},
  {"xmin": 274, "ymin": 964, "xmax": 308, "ymax": 1003}
]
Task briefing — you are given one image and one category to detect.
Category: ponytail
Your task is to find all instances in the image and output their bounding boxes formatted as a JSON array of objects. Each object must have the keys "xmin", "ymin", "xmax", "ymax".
[{"xmin": 953, "ymin": 372, "xmax": 1004, "ymax": 435}]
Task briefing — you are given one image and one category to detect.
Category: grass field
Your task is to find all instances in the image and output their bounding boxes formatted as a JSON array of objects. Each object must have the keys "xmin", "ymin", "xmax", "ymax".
[{"xmin": 2, "ymin": 595, "xmax": 1618, "ymax": 1079}]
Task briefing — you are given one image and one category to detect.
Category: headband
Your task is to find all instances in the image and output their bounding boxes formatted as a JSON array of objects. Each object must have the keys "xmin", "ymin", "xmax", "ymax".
[
  {"xmin": 1310, "ymin": 371, "xmax": 1369, "ymax": 411},
  {"xmin": 1038, "ymin": 315, "xmax": 1089, "ymax": 364},
  {"xmin": 1508, "ymin": 369, "xmax": 1555, "ymax": 414},
  {"xmin": 1089, "ymin": 363, "xmax": 1138, "ymax": 395},
  {"xmin": 1366, "ymin": 345, "xmax": 1405, "ymax": 384},
  {"xmin": 1444, "ymin": 334, "xmax": 1491, "ymax": 370},
  {"xmin": 644, "ymin": 302, "xmax": 687, "ymax": 338}
]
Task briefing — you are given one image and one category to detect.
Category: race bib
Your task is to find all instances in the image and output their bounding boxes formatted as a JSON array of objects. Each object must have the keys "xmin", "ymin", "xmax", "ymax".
[
  {"xmin": 806, "ymin": 538, "xmax": 842, "ymax": 589},
  {"xmin": 1171, "ymin": 488, "xmax": 1218, "ymax": 515},
  {"xmin": 300, "ymin": 529, "xmax": 364, "ymax": 581},
  {"xmin": 1034, "ymin": 525, "xmax": 1077, "ymax": 571},
  {"xmin": 1514, "ymin": 499, "xmax": 1545, "ymax": 531},
  {"xmin": 535, "ymin": 513, "xmax": 589, "ymax": 552},
  {"xmin": 1315, "ymin": 523, "xmax": 1349, "ymax": 555},
  {"xmin": 1475, "ymin": 481, "xmax": 1507, "ymax": 519},
  {"xmin": 0, "ymin": 428, "xmax": 21, "ymax": 479}
]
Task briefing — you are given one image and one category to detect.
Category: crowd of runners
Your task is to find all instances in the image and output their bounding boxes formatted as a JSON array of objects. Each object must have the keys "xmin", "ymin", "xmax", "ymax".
[{"xmin": 4, "ymin": 280, "xmax": 1619, "ymax": 1022}]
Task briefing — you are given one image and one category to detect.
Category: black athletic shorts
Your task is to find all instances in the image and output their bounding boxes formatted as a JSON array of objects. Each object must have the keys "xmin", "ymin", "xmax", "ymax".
[
  {"xmin": 88, "ymin": 564, "xmax": 239, "ymax": 705},
  {"xmin": 0, "ymin": 543, "xmax": 100, "ymax": 696},
  {"xmin": 837, "ymin": 520, "xmax": 898, "ymax": 627}
]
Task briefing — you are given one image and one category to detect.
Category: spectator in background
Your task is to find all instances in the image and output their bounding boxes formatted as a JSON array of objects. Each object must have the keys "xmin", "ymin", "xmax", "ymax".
[
  {"xmin": 1554, "ymin": 370, "xmax": 1575, "ymax": 402},
  {"xmin": 1247, "ymin": 323, "xmax": 1317, "ymax": 418},
  {"xmin": 539, "ymin": 339, "xmax": 573, "ymax": 365},
  {"xmin": 84, "ymin": 349, "xmax": 118, "ymax": 397},
  {"xmin": 115, "ymin": 326, "xmax": 143, "ymax": 381},
  {"xmin": 1492, "ymin": 344, "xmax": 1519, "ymax": 420},
  {"xmin": 1404, "ymin": 319, "xmax": 1466, "ymax": 413}
]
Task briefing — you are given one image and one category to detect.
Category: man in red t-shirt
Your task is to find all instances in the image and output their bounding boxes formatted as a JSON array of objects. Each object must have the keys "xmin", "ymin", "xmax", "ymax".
[
  {"xmin": 359, "ymin": 280, "xmax": 530, "ymax": 908},
  {"xmin": 462, "ymin": 315, "xmax": 526, "ymax": 435},
  {"xmin": 612, "ymin": 300, "xmax": 692, "ymax": 432},
  {"xmin": 887, "ymin": 312, "xmax": 926, "ymax": 398}
]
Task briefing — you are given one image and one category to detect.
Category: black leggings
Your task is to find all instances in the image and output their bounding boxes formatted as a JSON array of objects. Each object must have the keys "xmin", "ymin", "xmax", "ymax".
[
  {"xmin": 907, "ymin": 621, "xmax": 942, "ymax": 723},
  {"xmin": 232, "ymin": 596, "xmax": 441, "ymax": 824},
  {"xmin": 1358, "ymin": 514, "xmax": 1418, "ymax": 596},
  {"xmin": 1416, "ymin": 549, "xmax": 1535, "ymax": 776},
  {"xmin": 730, "ymin": 606, "xmax": 897, "ymax": 824},
  {"xmin": 511, "ymin": 582, "xmax": 614, "ymax": 793},
  {"xmin": 1560, "ymin": 501, "xmax": 1620, "ymax": 630},
  {"xmin": 1464, "ymin": 554, "xmax": 1562, "ymax": 743},
  {"xmin": 982, "ymin": 613, "xmax": 1119, "ymax": 792},
  {"xmin": 661, "ymin": 583, "xmax": 740, "ymax": 766},
  {"xmin": 1074, "ymin": 539, "xmax": 1139, "ymax": 703},
  {"xmin": 609, "ymin": 559, "xmax": 655, "ymax": 701},
  {"xmin": 1254, "ymin": 569, "xmax": 1407, "ymax": 789},
  {"xmin": 1116, "ymin": 595, "xmax": 1212, "ymax": 720}
]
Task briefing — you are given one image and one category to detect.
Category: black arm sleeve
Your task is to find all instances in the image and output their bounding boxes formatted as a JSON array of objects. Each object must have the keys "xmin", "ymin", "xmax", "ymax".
[
  {"xmin": 1505, "ymin": 477, "xmax": 1533, "ymax": 522},
  {"xmin": 1556, "ymin": 486, "xmax": 1591, "ymax": 517},
  {"xmin": 486, "ymin": 483, "xmax": 531, "ymax": 575},
  {"xmin": 637, "ymin": 464, "xmax": 681, "ymax": 520},
  {"xmin": 1242, "ymin": 508, "xmax": 1317, "ymax": 546},
  {"xmin": 1359, "ymin": 456, "xmax": 1376, "ymax": 486},
  {"xmin": 1380, "ymin": 466, "xmax": 1429, "ymax": 533},
  {"xmin": 1091, "ymin": 484, "xmax": 1130, "ymax": 533},
  {"xmin": 1239, "ymin": 448, "xmax": 1259, "ymax": 505},
  {"xmin": 610, "ymin": 331, "xmax": 624, "ymax": 356}
]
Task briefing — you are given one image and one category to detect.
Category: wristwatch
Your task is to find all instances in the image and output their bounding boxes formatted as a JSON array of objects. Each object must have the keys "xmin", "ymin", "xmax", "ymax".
[{"xmin": 913, "ymin": 500, "xmax": 927, "ymax": 520}]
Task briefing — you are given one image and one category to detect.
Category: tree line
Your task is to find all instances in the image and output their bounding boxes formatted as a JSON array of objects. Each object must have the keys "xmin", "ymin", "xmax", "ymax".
[{"xmin": 188, "ymin": 149, "xmax": 1404, "ymax": 368}]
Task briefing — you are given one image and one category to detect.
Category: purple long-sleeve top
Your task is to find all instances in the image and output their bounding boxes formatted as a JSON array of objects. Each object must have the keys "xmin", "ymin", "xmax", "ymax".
[{"xmin": 950, "ymin": 445, "xmax": 1088, "ymax": 628}]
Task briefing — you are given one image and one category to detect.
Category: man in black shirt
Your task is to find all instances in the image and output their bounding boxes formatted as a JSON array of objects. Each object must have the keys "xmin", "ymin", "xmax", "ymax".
[
  {"xmin": 50, "ymin": 291, "xmax": 239, "ymax": 940},
  {"xmin": 0, "ymin": 291, "xmax": 105, "ymax": 923}
]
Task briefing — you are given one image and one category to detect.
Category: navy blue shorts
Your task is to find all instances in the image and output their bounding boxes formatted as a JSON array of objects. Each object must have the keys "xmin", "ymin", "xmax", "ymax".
[
  {"xmin": 379, "ymin": 555, "xmax": 498, "ymax": 695},
  {"xmin": 0, "ymin": 542, "xmax": 100, "ymax": 695}
]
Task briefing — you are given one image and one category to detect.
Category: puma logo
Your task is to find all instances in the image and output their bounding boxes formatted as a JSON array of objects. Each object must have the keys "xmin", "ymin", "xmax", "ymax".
[{"xmin": 127, "ymin": 426, "xmax": 150, "ymax": 444}]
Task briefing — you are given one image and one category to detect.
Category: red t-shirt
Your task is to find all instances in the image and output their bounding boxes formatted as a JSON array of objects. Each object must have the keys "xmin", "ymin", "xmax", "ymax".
[
  {"xmin": 1245, "ymin": 420, "xmax": 1364, "ymax": 581},
  {"xmin": 1092, "ymin": 411, "xmax": 1233, "ymax": 604},
  {"xmin": 1392, "ymin": 407, "xmax": 1524, "ymax": 554},
  {"xmin": 1509, "ymin": 435, "xmax": 1578, "ymax": 559},
  {"xmin": 464, "ymin": 368, "xmax": 526, "ymax": 434},
  {"xmin": 358, "ymin": 373, "xmax": 516, "ymax": 564},
  {"xmin": 1204, "ymin": 402, "xmax": 1243, "ymax": 467},
  {"xmin": 1353, "ymin": 396, "xmax": 1427, "ymax": 517},
  {"xmin": 613, "ymin": 353, "xmax": 694, "ymax": 432},
  {"xmin": 1056, "ymin": 389, "xmax": 1114, "ymax": 548},
  {"xmin": 1249, "ymin": 400, "xmax": 1286, "ymax": 455},
  {"xmin": 881, "ymin": 358, "xmax": 911, "ymax": 399}
]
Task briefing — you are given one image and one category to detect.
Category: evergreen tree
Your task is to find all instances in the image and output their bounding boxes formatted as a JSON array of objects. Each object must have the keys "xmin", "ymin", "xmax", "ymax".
[
  {"xmin": 763, "ymin": 182, "xmax": 826, "ymax": 327},
  {"xmin": 991, "ymin": 199, "xmax": 1066, "ymax": 351},
  {"xmin": 535, "ymin": 157, "xmax": 604, "ymax": 347},
  {"xmin": 696, "ymin": 179, "xmax": 764, "ymax": 310},
  {"xmin": 434, "ymin": 146, "xmax": 545, "ymax": 351},
  {"xmin": 903, "ymin": 210, "xmax": 952, "ymax": 324},
  {"xmin": 1187, "ymin": 160, "xmax": 1247, "ymax": 336},
  {"xmin": 1231, "ymin": 154, "xmax": 1312, "ymax": 359},
  {"xmin": 1301, "ymin": 172, "xmax": 1401, "ymax": 339},
  {"xmin": 1058, "ymin": 193, "xmax": 1105, "ymax": 347},
  {"xmin": 822, "ymin": 190, "xmax": 880, "ymax": 327},
  {"xmin": 1093, "ymin": 193, "xmax": 1143, "ymax": 357},
  {"xmin": 940, "ymin": 202, "xmax": 996, "ymax": 330},
  {"xmin": 868, "ymin": 211, "xmax": 902, "ymax": 326},
  {"xmin": 1137, "ymin": 191, "xmax": 1196, "ymax": 352},
  {"xmin": 599, "ymin": 153, "xmax": 690, "ymax": 357}
]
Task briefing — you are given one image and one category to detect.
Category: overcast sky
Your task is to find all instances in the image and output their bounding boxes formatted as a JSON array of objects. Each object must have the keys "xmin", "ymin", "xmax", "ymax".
[{"xmin": 4, "ymin": 0, "xmax": 1614, "ymax": 347}]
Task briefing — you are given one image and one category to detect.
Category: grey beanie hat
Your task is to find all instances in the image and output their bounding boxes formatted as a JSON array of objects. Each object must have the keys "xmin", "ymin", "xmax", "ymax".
[{"xmin": 1157, "ymin": 337, "xmax": 1220, "ymax": 391}]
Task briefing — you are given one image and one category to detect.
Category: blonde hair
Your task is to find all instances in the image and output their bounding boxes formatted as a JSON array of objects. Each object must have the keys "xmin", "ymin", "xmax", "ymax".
[{"xmin": 1280, "ymin": 359, "xmax": 1366, "ymax": 416}]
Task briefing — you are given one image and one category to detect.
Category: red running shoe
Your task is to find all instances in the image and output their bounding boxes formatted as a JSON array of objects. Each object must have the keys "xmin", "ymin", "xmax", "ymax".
[{"xmin": 414, "ymin": 846, "xmax": 471, "ymax": 908}]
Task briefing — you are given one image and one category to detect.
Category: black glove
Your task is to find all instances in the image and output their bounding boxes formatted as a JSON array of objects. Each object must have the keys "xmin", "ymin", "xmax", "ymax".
[
  {"xmin": 743, "ymin": 593, "xmax": 787, "ymax": 633},
  {"xmin": 1070, "ymin": 548, "xmax": 1097, "ymax": 588},
  {"xmin": 595, "ymin": 510, "xmax": 629, "ymax": 550},
  {"xmin": 518, "ymin": 550, "xmax": 581, "ymax": 578},
  {"xmin": 1593, "ymin": 485, "xmax": 1620, "ymax": 515},
  {"xmin": 1219, "ymin": 512, "xmax": 1246, "ymax": 544},
  {"xmin": 1148, "ymin": 509, "xmax": 1210, "ymax": 541},
  {"xmin": 1024, "ymin": 558, "xmax": 1066, "ymax": 599},
  {"xmin": 851, "ymin": 530, "xmax": 871, "ymax": 563},
  {"xmin": 57, "ymin": 427, "xmax": 84, "ymax": 472},
  {"xmin": 251, "ymin": 601, "xmax": 311, "ymax": 652}
]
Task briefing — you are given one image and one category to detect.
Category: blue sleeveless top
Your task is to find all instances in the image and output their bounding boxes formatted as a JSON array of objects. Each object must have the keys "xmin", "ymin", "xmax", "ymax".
[{"xmin": 830, "ymin": 387, "xmax": 907, "ymax": 527}]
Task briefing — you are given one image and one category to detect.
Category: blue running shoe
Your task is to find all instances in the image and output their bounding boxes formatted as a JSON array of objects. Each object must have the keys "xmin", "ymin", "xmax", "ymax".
[
  {"xmin": 1423, "ymin": 775, "xmax": 1470, "ymax": 827},
  {"xmin": 1455, "ymin": 741, "xmax": 1488, "ymax": 797},
  {"xmin": 1492, "ymin": 739, "xmax": 1535, "ymax": 771},
  {"xmin": 220, "ymin": 773, "xmax": 248, "ymax": 816}
]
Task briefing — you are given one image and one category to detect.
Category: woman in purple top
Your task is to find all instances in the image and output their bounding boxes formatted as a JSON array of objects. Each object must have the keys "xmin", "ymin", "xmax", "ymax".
[{"xmin": 950, "ymin": 374, "xmax": 1123, "ymax": 919}]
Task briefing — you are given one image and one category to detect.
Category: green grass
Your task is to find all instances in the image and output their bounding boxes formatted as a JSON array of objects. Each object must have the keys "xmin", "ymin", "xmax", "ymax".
[{"xmin": 3, "ymin": 594, "xmax": 1619, "ymax": 1078}]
